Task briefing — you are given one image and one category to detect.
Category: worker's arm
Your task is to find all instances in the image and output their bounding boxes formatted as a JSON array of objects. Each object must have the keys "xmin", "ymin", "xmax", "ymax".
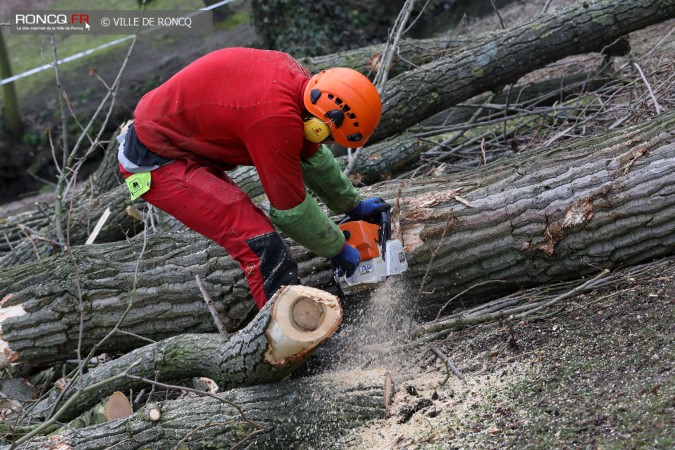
[
  {"xmin": 300, "ymin": 144, "xmax": 361, "ymax": 215},
  {"xmin": 245, "ymin": 117, "xmax": 347, "ymax": 258},
  {"xmin": 269, "ymin": 192, "xmax": 346, "ymax": 258},
  {"xmin": 302, "ymin": 144, "xmax": 392, "ymax": 223}
]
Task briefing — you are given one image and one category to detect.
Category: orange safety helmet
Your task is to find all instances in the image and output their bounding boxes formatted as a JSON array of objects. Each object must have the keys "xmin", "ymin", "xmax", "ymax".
[{"xmin": 303, "ymin": 68, "xmax": 382, "ymax": 148}]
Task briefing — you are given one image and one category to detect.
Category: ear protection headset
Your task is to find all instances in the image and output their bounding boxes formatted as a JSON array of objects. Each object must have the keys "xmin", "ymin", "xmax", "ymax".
[{"xmin": 303, "ymin": 117, "xmax": 331, "ymax": 143}]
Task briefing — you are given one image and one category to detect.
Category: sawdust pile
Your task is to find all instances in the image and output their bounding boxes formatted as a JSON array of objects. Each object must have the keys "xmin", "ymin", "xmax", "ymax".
[{"xmin": 321, "ymin": 281, "xmax": 534, "ymax": 449}]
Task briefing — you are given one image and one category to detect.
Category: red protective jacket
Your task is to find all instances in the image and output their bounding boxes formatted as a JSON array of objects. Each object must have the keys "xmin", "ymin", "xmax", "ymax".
[{"xmin": 133, "ymin": 47, "xmax": 319, "ymax": 211}]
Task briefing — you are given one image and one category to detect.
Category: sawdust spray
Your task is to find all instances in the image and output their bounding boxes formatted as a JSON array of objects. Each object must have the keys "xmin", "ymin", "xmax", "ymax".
[{"xmin": 326, "ymin": 277, "xmax": 415, "ymax": 374}]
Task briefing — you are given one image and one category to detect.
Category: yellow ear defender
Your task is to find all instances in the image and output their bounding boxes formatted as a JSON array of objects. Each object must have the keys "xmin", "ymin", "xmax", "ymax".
[{"xmin": 303, "ymin": 117, "xmax": 331, "ymax": 143}]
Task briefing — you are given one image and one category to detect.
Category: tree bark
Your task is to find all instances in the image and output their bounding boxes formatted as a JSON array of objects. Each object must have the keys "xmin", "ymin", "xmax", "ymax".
[
  {"xmin": 298, "ymin": 35, "xmax": 473, "ymax": 77},
  {"xmin": 372, "ymin": 0, "xmax": 675, "ymax": 142},
  {"xmin": 0, "ymin": 0, "xmax": 640, "ymax": 268},
  {"xmin": 28, "ymin": 285, "xmax": 341, "ymax": 421},
  {"xmin": 2, "ymin": 111, "xmax": 673, "ymax": 367},
  {"xmin": 0, "ymin": 185, "xmax": 141, "ymax": 270},
  {"xmin": 8, "ymin": 369, "xmax": 387, "ymax": 450},
  {"xmin": 1, "ymin": 0, "xmax": 671, "ymax": 266}
]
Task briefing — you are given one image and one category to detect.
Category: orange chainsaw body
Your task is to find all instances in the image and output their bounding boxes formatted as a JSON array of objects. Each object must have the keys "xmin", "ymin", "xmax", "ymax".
[
  {"xmin": 339, "ymin": 220, "xmax": 381, "ymax": 260},
  {"xmin": 334, "ymin": 210, "xmax": 408, "ymax": 295}
]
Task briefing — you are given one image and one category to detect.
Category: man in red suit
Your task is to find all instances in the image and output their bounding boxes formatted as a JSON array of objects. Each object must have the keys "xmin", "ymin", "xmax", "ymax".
[{"xmin": 119, "ymin": 47, "xmax": 388, "ymax": 309}]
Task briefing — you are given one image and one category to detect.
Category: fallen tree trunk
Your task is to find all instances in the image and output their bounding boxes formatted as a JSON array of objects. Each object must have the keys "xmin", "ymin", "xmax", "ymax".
[
  {"xmin": 0, "ymin": 0, "xmax": 639, "ymax": 267},
  {"xmin": 1, "ymin": 111, "xmax": 674, "ymax": 367},
  {"xmin": 0, "ymin": 185, "xmax": 141, "ymax": 270},
  {"xmin": 298, "ymin": 35, "xmax": 473, "ymax": 76},
  {"xmin": 0, "ymin": 132, "xmax": 137, "ymax": 268},
  {"xmin": 27, "ymin": 285, "xmax": 341, "ymax": 421},
  {"xmin": 373, "ymin": 0, "xmax": 675, "ymax": 141},
  {"xmin": 1, "ymin": 0, "xmax": 666, "ymax": 271},
  {"xmin": 8, "ymin": 369, "xmax": 387, "ymax": 450}
]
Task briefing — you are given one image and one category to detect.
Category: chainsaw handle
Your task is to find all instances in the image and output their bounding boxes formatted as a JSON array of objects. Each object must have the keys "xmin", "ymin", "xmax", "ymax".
[{"xmin": 379, "ymin": 210, "xmax": 391, "ymax": 263}]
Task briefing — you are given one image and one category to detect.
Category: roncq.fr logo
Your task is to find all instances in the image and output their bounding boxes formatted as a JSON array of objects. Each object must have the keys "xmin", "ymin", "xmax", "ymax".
[{"xmin": 14, "ymin": 13, "xmax": 90, "ymax": 27}]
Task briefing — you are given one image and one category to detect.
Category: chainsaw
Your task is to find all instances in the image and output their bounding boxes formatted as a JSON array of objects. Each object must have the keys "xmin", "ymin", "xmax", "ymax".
[{"xmin": 333, "ymin": 209, "xmax": 408, "ymax": 295}]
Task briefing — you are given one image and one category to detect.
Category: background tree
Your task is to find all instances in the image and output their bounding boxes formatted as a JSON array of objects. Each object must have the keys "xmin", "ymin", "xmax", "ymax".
[
  {"xmin": 250, "ymin": 0, "xmax": 408, "ymax": 56},
  {"xmin": 250, "ymin": 0, "xmax": 518, "ymax": 57},
  {"xmin": 0, "ymin": 29, "xmax": 22, "ymax": 140}
]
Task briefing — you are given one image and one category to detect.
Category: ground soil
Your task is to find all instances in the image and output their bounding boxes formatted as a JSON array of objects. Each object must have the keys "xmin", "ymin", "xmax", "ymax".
[{"xmin": 336, "ymin": 258, "xmax": 674, "ymax": 449}]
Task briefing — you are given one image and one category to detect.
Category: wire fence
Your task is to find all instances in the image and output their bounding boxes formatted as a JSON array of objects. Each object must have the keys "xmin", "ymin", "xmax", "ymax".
[{"xmin": 0, "ymin": 0, "xmax": 235, "ymax": 86}]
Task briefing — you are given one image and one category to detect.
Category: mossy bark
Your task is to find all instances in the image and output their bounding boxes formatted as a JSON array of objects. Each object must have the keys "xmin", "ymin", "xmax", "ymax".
[
  {"xmin": 9, "ymin": 370, "xmax": 387, "ymax": 450},
  {"xmin": 298, "ymin": 35, "xmax": 474, "ymax": 77},
  {"xmin": 31, "ymin": 286, "xmax": 342, "ymax": 420}
]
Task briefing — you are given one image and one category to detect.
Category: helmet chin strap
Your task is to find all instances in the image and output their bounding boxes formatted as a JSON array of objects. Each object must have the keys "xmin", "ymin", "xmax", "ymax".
[{"xmin": 303, "ymin": 117, "xmax": 331, "ymax": 143}]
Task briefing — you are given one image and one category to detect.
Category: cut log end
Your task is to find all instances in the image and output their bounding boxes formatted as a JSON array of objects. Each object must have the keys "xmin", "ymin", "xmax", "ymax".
[
  {"xmin": 148, "ymin": 407, "xmax": 161, "ymax": 421},
  {"xmin": 0, "ymin": 303, "xmax": 24, "ymax": 369},
  {"xmin": 104, "ymin": 391, "xmax": 132, "ymax": 421},
  {"xmin": 264, "ymin": 285, "xmax": 342, "ymax": 366}
]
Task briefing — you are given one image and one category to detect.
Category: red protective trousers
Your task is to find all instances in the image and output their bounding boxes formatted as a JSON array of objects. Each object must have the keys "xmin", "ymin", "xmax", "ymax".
[{"xmin": 120, "ymin": 158, "xmax": 298, "ymax": 309}]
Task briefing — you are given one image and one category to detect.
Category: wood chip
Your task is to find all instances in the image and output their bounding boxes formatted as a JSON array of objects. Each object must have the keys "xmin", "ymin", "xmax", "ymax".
[{"xmin": 384, "ymin": 372, "xmax": 395, "ymax": 410}]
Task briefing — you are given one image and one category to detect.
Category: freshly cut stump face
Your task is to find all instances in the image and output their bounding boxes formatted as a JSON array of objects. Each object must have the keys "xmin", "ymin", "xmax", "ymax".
[
  {"xmin": 290, "ymin": 297, "xmax": 325, "ymax": 332},
  {"xmin": 264, "ymin": 285, "xmax": 343, "ymax": 365}
]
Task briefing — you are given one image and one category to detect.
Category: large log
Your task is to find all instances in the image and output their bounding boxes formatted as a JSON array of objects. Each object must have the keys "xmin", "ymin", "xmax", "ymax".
[
  {"xmin": 28, "ymin": 285, "xmax": 342, "ymax": 421},
  {"xmin": 7, "ymin": 369, "xmax": 387, "ymax": 450},
  {"xmin": 0, "ymin": 127, "xmax": 143, "ymax": 270},
  {"xmin": 298, "ymin": 35, "xmax": 473, "ymax": 76},
  {"xmin": 373, "ymin": 0, "xmax": 675, "ymax": 142},
  {"xmin": 0, "ymin": 185, "xmax": 141, "ymax": 270},
  {"xmin": 1, "ymin": 0, "xmax": 644, "ymax": 268},
  {"xmin": 1, "ymin": 111, "xmax": 674, "ymax": 367}
]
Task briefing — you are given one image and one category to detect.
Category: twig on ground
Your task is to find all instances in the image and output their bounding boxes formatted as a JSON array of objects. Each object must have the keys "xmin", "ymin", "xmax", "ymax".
[
  {"xmin": 633, "ymin": 62, "xmax": 662, "ymax": 114},
  {"xmin": 513, "ymin": 269, "xmax": 610, "ymax": 319},
  {"xmin": 489, "ymin": 0, "xmax": 505, "ymax": 30},
  {"xmin": 435, "ymin": 279, "xmax": 513, "ymax": 320},
  {"xmin": 84, "ymin": 207, "xmax": 111, "ymax": 245},
  {"xmin": 541, "ymin": 0, "xmax": 554, "ymax": 15},
  {"xmin": 429, "ymin": 345, "xmax": 464, "ymax": 381}
]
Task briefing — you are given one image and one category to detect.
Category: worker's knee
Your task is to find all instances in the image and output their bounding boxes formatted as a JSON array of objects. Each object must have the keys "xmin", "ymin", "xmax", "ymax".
[{"xmin": 245, "ymin": 232, "xmax": 299, "ymax": 302}]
